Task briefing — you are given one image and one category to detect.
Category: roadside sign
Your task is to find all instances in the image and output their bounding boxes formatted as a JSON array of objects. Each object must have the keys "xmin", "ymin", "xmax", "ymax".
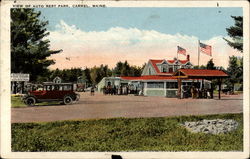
[{"xmin": 11, "ymin": 73, "xmax": 30, "ymax": 81}]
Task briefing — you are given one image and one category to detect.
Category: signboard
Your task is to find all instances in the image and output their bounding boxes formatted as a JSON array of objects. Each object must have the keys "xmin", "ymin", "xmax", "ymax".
[{"xmin": 11, "ymin": 73, "xmax": 30, "ymax": 82}]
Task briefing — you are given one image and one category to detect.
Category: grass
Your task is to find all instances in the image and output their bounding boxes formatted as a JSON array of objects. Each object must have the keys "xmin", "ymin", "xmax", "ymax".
[
  {"xmin": 12, "ymin": 113, "xmax": 243, "ymax": 152},
  {"xmin": 11, "ymin": 95, "xmax": 61, "ymax": 108},
  {"xmin": 11, "ymin": 96, "xmax": 27, "ymax": 108}
]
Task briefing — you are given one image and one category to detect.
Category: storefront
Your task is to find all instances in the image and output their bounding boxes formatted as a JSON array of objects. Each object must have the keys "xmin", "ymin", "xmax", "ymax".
[
  {"xmin": 121, "ymin": 76, "xmax": 210, "ymax": 97},
  {"xmin": 173, "ymin": 69, "xmax": 228, "ymax": 99}
]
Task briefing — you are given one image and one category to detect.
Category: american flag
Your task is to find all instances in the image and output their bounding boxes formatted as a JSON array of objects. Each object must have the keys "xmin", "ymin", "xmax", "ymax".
[
  {"xmin": 177, "ymin": 46, "xmax": 186, "ymax": 56},
  {"xmin": 199, "ymin": 42, "xmax": 212, "ymax": 56}
]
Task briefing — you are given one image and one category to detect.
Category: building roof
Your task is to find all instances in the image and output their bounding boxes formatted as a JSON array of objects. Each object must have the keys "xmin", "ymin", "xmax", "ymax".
[
  {"xmin": 121, "ymin": 75, "xmax": 202, "ymax": 81},
  {"xmin": 121, "ymin": 75, "xmax": 178, "ymax": 81},
  {"xmin": 173, "ymin": 69, "xmax": 228, "ymax": 78},
  {"xmin": 149, "ymin": 59, "xmax": 190, "ymax": 75},
  {"xmin": 149, "ymin": 59, "xmax": 163, "ymax": 73},
  {"xmin": 167, "ymin": 60, "xmax": 189, "ymax": 64}
]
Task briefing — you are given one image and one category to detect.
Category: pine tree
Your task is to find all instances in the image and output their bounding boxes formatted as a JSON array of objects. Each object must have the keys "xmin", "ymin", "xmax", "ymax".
[
  {"xmin": 223, "ymin": 16, "xmax": 243, "ymax": 52},
  {"xmin": 11, "ymin": 8, "xmax": 62, "ymax": 81},
  {"xmin": 206, "ymin": 59, "xmax": 216, "ymax": 70},
  {"xmin": 113, "ymin": 61, "xmax": 123, "ymax": 76},
  {"xmin": 82, "ymin": 68, "xmax": 91, "ymax": 86},
  {"xmin": 227, "ymin": 56, "xmax": 241, "ymax": 92}
]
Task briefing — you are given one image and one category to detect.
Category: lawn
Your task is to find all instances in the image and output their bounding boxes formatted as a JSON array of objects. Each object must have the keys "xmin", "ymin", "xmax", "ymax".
[
  {"xmin": 12, "ymin": 113, "xmax": 243, "ymax": 152},
  {"xmin": 11, "ymin": 95, "xmax": 26, "ymax": 108},
  {"xmin": 11, "ymin": 95, "xmax": 61, "ymax": 108}
]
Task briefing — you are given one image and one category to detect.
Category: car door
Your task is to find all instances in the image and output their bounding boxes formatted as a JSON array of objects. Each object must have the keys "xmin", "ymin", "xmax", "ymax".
[{"xmin": 41, "ymin": 85, "xmax": 56, "ymax": 100}]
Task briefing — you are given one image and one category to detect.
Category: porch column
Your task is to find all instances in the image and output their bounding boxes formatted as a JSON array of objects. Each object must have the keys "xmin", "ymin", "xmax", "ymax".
[
  {"xmin": 164, "ymin": 82, "xmax": 167, "ymax": 96},
  {"xmin": 177, "ymin": 78, "xmax": 182, "ymax": 99},
  {"xmin": 218, "ymin": 78, "xmax": 222, "ymax": 100},
  {"xmin": 144, "ymin": 82, "xmax": 147, "ymax": 96}
]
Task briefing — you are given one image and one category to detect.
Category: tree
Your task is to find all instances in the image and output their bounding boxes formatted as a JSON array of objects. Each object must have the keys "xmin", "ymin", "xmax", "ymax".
[
  {"xmin": 82, "ymin": 67, "xmax": 91, "ymax": 86},
  {"xmin": 90, "ymin": 66, "xmax": 98, "ymax": 85},
  {"xmin": 130, "ymin": 65, "xmax": 142, "ymax": 77},
  {"xmin": 193, "ymin": 65, "xmax": 206, "ymax": 69},
  {"xmin": 113, "ymin": 61, "xmax": 123, "ymax": 76},
  {"xmin": 11, "ymin": 9, "xmax": 62, "ymax": 81},
  {"xmin": 206, "ymin": 59, "xmax": 216, "ymax": 70},
  {"xmin": 121, "ymin": 60, "xmax": 130, "ymax": 76},
  {"xmin": 223, "ymin": 16, "xmax": 243, "ymax": 91},
  {"xmin": 113, "ymin": 61, "xmax": 143, "ymax": 77},
  {"xmin": 226, "ymin": 56, "xmax": 242, "ymax": 91},
  {"xmin": 223, "ymin": 16, "xmax": 243, "ymax": 52},
  {"xmin": 238, "ymin": 57, "xmax": 243, "ymax": 84}
]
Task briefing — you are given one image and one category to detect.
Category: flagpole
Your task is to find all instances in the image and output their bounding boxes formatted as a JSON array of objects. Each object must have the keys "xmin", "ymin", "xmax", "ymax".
[
  {"xmin": 198, "ymin": 40, "xmax": 200, "ymax": 67},
  {"xmin": 177, "ymin": 46, "xmax": 179, "ymax": 70}
]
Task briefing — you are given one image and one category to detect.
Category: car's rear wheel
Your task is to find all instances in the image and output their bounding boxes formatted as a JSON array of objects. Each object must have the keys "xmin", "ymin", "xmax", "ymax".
[
  {"xmin": 63, "ymin": 96, "xmax": 73, "ymax": 105},
  {"xmin": 25, "ymin": 97, "xmax": 36, "ymax": 106}
]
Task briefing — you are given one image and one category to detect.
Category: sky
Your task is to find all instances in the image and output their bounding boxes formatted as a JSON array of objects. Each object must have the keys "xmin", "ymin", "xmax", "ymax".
[{"xmin": 37, "ymin": 7, "xmax": 243, "ymax": 69}]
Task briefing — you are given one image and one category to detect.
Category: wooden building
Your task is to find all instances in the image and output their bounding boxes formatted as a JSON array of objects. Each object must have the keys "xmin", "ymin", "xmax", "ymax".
[{"xmin": 98, "ymin": 55, "xmax": 228, "ymax": 99}]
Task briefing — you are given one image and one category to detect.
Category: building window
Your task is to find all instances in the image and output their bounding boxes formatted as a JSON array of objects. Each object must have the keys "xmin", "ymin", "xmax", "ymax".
[
  {"xmin": 147, "ymin": 82, "xmax": 164, "ymax": 88},
  {"xmin": 162, "ymin": 64, "xmax": 168, "ymax": 73},
  {"xmin": 166, "ymin": 82, "xmax": 178, "ymax": 89},
  {"xmin": 185, "ymin": 63, "xmax": 192, "ymax": 68},
  {"xmin": 169, "ymin": 67, "xmax": 173, "ymax": 73},
  {"xmin": 162, "ymin": 67, "xmax": 167, "ymax": 73},
  {"xmin": 149, "ymin": 68, "xmax": 151, "ymax": 75},
  {"xmin": 173, "ymin": 65, "xmax": 180, "ymax": 72}
]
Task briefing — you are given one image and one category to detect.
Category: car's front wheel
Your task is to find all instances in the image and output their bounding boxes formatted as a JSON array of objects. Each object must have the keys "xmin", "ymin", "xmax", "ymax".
[
  {"xmin": 63, "ymin": 96, "xmax": 73, "ymax": 105},
  {"xmin": 25, "ymin": 97, "xmax": 36, "ymax": 106}
]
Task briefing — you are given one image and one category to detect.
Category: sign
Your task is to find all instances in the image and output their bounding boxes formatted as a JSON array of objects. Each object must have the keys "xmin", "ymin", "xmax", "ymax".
[{"xmin": 11, "ymin": 73, "xmax": 30, "ymax": 81}]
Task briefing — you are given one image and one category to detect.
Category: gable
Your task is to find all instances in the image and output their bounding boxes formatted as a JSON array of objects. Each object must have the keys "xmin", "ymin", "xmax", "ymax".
[{"xmin": 141, "ymin": 60, "xmax": 158, "ymax": 75}]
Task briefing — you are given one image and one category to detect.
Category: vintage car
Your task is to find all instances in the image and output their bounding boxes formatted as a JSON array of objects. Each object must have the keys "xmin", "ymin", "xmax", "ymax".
[{"xmin": 22, "ymin": 82, "xmax": 80, "ymax": 106}]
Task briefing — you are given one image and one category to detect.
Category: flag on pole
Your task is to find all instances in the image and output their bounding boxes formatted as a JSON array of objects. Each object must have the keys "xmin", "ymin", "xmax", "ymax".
[
  {"xmin": 177, "ymin": 46, "xmax": 186, "ymax": 56},
  {"xmin": 199, "ymin": 42, "xmax": 212, "ymax": 56}
]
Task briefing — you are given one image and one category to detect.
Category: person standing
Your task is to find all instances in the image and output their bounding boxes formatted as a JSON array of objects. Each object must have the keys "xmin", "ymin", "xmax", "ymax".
[
  {"xmin": 103, "ymin": 86, "xmax": 106, "ymax": 95},
  {"xmin": 191, "ymin": 86, "xmax": 195, "ymax": 98},
  {"xmin": 91, "ymin": 85, "xmax": 95, "ymax": 96}
]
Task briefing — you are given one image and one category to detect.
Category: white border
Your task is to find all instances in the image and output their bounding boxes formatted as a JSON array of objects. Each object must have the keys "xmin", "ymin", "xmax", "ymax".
[{"xmin": 1, "ymin": 1, "xmax": 249, "ymax": 159}]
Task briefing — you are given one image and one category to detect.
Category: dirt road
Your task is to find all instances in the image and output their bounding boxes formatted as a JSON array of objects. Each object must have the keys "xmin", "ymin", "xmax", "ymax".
[{"xmin": 11, "ymin": 93, "xmax": 243, "ymax": 123}]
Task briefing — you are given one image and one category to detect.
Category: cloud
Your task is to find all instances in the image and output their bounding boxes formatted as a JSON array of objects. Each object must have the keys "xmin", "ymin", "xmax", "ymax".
[{"xmin": 48, "ymin": 20, "xmax": 242, "ymax": 70}]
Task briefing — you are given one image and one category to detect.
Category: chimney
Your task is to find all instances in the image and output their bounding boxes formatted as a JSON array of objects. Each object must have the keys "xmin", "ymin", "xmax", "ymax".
[{"xmin": 187, "ymin": 54, "xmax": 190, "ymax": 61}]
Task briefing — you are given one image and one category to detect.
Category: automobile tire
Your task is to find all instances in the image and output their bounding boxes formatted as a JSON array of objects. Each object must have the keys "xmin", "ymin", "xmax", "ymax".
[
  {"xmin": 25, "ymin": 97, "xmax": 36, "ymax": 106},
  {"xmin": 63, "ymin": 96, "xmax": 73, "ymax": 105}
]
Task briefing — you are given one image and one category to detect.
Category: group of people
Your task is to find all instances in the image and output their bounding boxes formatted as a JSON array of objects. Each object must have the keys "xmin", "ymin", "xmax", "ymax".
[
  {"xmin": 189, "ymin": 86, "xmax": 213, "ymax": 99},
  {"xmin": 102, "ymin": 85, "xmax": 139, "ymax": 95}
]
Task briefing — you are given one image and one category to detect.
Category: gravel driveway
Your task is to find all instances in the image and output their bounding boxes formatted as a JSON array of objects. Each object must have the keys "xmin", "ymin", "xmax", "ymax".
[{"xmin": 11, "ymin": 93, "xmax": 243, "ymax": 123}]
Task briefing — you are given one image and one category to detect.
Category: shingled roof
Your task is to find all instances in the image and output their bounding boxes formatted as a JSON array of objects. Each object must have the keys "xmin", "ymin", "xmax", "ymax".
[
  {"xmin": 121, "ymin": 75, "xmax": 178, "ymax": 81},
  {"xmin": 149, "ymin": 59, "xmax": 190, "ymax": 75},
  {"xmin": 173, "ymin": 69, "xmax": 228, "ymax": 78}
]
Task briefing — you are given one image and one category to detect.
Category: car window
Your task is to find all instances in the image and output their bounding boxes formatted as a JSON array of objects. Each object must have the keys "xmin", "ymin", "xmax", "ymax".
[
  {"xmin": 37, "ymin": 87, "xmax": 43, "ymax": 91},
  {"xmin": 45, "ymin": 85, "xmax": 54, "ymax": 91},
  {"xmin": 43, "ymin": 84, "xmax": 72, "ymax": 91},
  {"xmin": 63, "ymin": 85, "xmax": 72, "ymax": 91},
  {"xmin": 54, "ymin": 85, "xmax": 59, "ymax": 91},
  {"xmin": 59, "ymin": 86, "xmax": 63, "ymax": 90}
]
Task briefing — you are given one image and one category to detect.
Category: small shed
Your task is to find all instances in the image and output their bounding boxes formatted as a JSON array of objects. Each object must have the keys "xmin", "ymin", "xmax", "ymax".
[{"xmin": 173, "ymin": 69, "xmax": 229, "ymax": 99}]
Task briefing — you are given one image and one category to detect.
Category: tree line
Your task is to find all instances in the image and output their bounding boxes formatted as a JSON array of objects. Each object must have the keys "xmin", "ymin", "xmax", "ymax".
[{"xmin": 36, "ymin": 61, "xmax": 144, "ymax": 85}]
